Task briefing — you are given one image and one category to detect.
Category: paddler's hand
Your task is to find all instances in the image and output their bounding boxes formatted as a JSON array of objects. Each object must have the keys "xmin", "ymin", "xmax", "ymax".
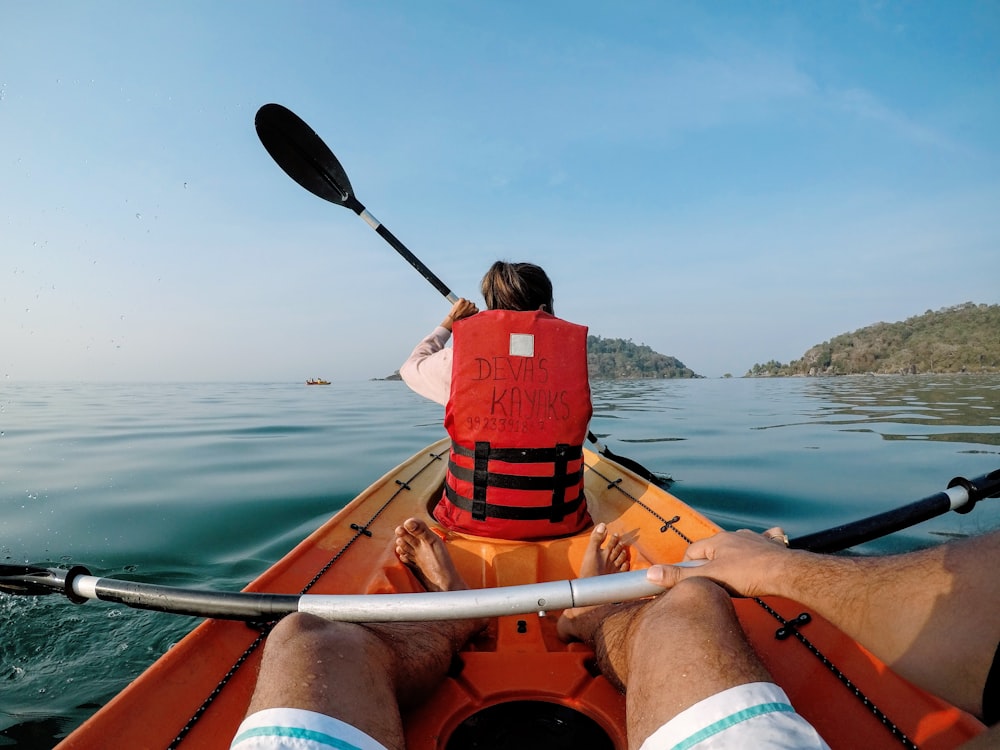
[
  {"xmin": 646, "ymin": 528, "xmax": 795, "ymax": 599},
  {"xmin": 441, "ymin": 298, "xmax": 479, "ymax": 331}
]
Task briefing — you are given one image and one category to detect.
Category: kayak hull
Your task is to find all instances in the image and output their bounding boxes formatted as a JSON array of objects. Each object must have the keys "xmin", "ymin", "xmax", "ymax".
[{"xmin": 58, "ymin": 438, "xmax": 984, "ymax": 749}]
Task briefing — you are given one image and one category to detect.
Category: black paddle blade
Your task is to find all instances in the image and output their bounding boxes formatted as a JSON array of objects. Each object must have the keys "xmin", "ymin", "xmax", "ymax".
[
  {"xmin": 587, "ymin": 431, "xmax": 673, "ymax": 488},
  {"xmin": 255, "ymin": 103, "xmax": 362, "ymax": 212},
  {"xmin": 0, "ymin": 564, "xmax": 62, "ymax": 596}
]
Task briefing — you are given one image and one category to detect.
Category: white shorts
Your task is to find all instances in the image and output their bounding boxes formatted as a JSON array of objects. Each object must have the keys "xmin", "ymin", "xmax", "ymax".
[
  {"xmin": 639, "ymin": 682, "xmax": 830, "ymax": 750},
  {"xmin": 230, "ymin": 708, "xmax": 389, "ymax": 750}
]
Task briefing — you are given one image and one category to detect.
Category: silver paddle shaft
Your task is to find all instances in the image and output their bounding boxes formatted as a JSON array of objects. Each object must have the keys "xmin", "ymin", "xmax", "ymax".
[{"xmin": 298, "ymin": 563, "xmax": 705, "ymax": 622}]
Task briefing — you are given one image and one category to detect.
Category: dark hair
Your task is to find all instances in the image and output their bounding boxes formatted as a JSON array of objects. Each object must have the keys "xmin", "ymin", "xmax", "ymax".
[{"xmin": 481, "ymin": 261, "xmax": 554, "ymax": 314}]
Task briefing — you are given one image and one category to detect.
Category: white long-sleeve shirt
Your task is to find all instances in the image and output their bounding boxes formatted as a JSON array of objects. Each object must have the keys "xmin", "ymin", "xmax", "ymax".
[{"xmin": 399, "ymin": 326, "xmax": 453, "ymax": 406}]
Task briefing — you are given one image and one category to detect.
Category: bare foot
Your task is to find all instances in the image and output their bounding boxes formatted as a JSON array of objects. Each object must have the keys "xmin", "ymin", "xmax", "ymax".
[
  {"xmin": 394, "ymin": 518, "xmax": 468, "ymax": 593},
  {"xmin": 558, "ymin": 524, "xmax": 631, "ymax": 642},
  {"xmin": 580, "ymin": 523, "xmax": 630, "ymax": 578},
  {"xmin": 388, "ymin": 519, "xmax": 488, "ymax": 651}
]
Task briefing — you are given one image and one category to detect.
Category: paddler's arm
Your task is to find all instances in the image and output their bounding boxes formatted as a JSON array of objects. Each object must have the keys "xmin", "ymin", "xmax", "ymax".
[
  {"xmin": 399, "ymin": 298, "xmax": 479, "ymax": 406},
  {"xmin": 647, "ymin": 529, "xmax": 1000, "ymax": 724}
]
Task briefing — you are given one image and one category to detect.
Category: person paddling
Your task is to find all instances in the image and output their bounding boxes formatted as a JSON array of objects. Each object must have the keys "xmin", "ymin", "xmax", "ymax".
[{"xmin": 400, "ymin": 260, "xmax": 594, "ymax": 540}]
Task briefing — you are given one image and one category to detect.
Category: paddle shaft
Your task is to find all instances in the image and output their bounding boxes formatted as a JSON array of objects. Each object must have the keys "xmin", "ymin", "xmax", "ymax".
[
  {"xmin": 790, "ymin": 468, "xmax": 1000, "ymax": 553},
  {"xmin": 0, "ymin": 564, "xmax": 681, "ymax": 622},
  {"xmin": 356, "ymin": 207, "xmax": 458, "ymax": 303}
]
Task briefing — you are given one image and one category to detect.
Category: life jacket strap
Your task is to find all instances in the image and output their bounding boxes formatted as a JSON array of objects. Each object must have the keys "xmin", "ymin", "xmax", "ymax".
[
  {"xmin": 450, "ymin": 442, "xmax": 584, "ymax": 463},
  {"xmin": 446, "ymin": 461, "xmax": 585, "ymax": 492},
  {"xmin": 449, "ymin": 440, "xmax": 584, "ymax": 523},
  {"xmin": 444, "ymin": 483, "xmax": 586, "ymax": 522},
  {"xmin": 472, "ymin": 442, "xmax": 490, "ymax": 521}
]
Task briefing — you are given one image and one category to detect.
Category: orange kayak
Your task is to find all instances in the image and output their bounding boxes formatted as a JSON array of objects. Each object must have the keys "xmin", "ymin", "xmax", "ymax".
[{"xmin": 57, "ymin": 438, "xmax": 985, "ymax": 749}]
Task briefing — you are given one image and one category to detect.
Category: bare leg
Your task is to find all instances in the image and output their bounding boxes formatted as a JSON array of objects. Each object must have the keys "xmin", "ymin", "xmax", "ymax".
[
  {"xmin": 580, "ymin": 522, "xmax": 630, "ymax": 578},
  {"xmin": 243, "ymin": 519, "xmax": 485, "ymax": 750},
  {"xmin": 244, "ymin": 614, "xmax": 465, "ymax": 749},
  {"xmin": 559, "ymin": 579, "xmax": 771, "ymax": 749}
]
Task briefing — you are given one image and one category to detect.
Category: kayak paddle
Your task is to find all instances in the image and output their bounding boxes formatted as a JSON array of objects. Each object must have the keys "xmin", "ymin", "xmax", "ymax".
[
  {"xmin": 254, "ymin": 103, "xmax": 668, "ymax": 485},
  {"xmin": 5, "ymin": 469, "xmax": 996, "ymax": 622},
  {"xmin": 255, "ymin": 103, "xmax": 458, "ymax": 303},
  {"xmin": 0, "ymin": 563, "xmax": 692, "ymax": 623},
  {"xmin": 789, "ymin": 467, "xmax": 1000, "ymax": 552}
]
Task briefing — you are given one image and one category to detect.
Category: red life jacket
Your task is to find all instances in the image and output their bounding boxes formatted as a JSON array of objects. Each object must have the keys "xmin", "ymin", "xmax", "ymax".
[{"xmin": 435, "ymin": 309, "xmax": 593, "ymax": 540}]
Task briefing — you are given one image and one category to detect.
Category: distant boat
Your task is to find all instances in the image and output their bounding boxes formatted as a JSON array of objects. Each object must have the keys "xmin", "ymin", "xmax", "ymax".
[{"xmin": 305, "ymin": 378, "xmax": 330, "ymax": 385}]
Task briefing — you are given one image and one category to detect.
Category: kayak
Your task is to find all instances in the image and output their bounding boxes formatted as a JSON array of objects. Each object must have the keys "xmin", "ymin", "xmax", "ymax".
[{"xmin": 57, "ymin": 437, "xmax": 984, "ymax": 749}]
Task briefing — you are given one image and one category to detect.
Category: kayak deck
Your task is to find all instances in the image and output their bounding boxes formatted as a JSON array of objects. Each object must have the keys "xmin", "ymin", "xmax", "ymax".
[{"xmin": 58, "ymin": 438, "xmax": 984, "ymax": 749}]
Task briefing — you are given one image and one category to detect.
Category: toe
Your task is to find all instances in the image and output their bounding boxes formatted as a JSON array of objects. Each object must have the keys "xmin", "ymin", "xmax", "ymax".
[
  {"xmin": 403, "ymin": 517, "xmax": 423, "ymax": 534},
  {"xmin": 587, "ymin": 522, "xmax": 608, "ymax": 550}
]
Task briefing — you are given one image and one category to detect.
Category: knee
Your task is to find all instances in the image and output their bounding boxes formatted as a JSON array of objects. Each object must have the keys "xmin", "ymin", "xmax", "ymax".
[
  {"xmin": 633, "ymin": 579, "xmax": 735, "ymax": 641},
  {"xmin": 266, "ymin": 612, "xmax": 331, "ymax": 650},
  {"xmin": 265, "ymin": 614, "xmax": 388, "ymax": 668},
  {"xmin": 662, "ymin": 577, "xmax": 732, "ymax": 613}
]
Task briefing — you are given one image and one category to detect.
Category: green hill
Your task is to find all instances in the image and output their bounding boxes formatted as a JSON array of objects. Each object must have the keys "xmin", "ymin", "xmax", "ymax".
[
  {"xmin": 747, "ymin": 302, "xmax": 1000, "ymax": 377},
  {"xmin": 588, "ymin": 336, "xmax": 700, "ymax": 379}
]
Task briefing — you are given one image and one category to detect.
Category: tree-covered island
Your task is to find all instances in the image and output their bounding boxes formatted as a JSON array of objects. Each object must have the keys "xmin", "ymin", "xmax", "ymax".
[
  {"xmin": 747, "ymin": 302, "xmax": 1000, "ymax": 377},
  {"xmin": 586, "ymin": 336, "xmax": 700, "ymax": 379}
]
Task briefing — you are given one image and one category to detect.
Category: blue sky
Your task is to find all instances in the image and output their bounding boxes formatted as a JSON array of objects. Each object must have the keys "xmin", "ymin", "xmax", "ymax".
[{"xmin": 3, "ymin": 1, "xmax": 998, "ymax": 381}]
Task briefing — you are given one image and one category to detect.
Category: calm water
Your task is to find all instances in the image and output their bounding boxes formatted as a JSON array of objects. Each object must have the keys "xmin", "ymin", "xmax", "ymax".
[{"xmin": 2, "ymin": 376, "xmax": 999, "ymax": 747}]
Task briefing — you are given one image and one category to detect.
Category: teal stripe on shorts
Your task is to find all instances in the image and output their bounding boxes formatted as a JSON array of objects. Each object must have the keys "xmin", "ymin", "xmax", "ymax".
[
  {"xmin": 232, "ymin": 724, "xmax": 368, "ymax": 749},
  {"xmin": 671, "ymin": 702, "xmax": 796, "ymax": 750}
]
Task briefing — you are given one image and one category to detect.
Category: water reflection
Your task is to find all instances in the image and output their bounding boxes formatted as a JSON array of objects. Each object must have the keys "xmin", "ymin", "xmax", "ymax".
[
  {"xmin": 591, "ymin": 379, "xmax": 685, "ymax": 415},
  {"xmin": 588, "ymin": 376, "xmax": 1000, "ymax": 449},
  {"xmin": 799, "ymin": 375, "xmax": 1000, "ymax": 447},
  {"xmin": 586, "ymin": 376, "xmax": 1000, "ymax": 554}
]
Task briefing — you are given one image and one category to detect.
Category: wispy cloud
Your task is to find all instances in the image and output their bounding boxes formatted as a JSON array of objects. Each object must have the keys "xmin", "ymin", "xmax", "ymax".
[{"xmin": 827, "ymin": 86, "xmax": 962, "ymax": 152}]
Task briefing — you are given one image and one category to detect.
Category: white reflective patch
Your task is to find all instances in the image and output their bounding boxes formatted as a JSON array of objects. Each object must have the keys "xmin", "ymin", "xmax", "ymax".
[{"xmin": 510, "ymin": 333, "xmax": 534, "ymax": 357}]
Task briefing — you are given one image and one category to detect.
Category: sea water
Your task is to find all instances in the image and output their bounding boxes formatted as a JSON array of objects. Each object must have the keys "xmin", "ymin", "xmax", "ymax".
[{"xmin": 2, "ymin": 376, "xmax": 999, "ymax": 747}]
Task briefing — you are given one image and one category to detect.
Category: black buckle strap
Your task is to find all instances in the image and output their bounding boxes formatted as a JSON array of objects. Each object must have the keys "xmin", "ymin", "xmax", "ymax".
[
  {"xmin": 447, "ymin": 460, "xmax": 584, "ymax": 491},
  {"xmin": 451, "ymin": 442, "xmax": 583, "ymax": 463},
  {"xmin": 445, "ymin": 482, "xmax": 586, "ymax": 521},
  {"xmin": 472, "ymin": 442, "xmax": 490, "ymax": 522},
  {"xmin": 551, "ymin": 443, "xmax": 570, "ymax": 523}
]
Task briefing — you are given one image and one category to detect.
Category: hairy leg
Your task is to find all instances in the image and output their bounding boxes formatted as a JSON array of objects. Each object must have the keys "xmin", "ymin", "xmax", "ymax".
[
  {"xmin": 560, "ymin": 579, "xmax": 771, "ymax": 749},
  {"xmin": 245, "ymin": 614, "xmax": 405, "ymax": 749},
  {"xmin": 243, "ymin": 519, "xmax": 486, "ymax": 750}
]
